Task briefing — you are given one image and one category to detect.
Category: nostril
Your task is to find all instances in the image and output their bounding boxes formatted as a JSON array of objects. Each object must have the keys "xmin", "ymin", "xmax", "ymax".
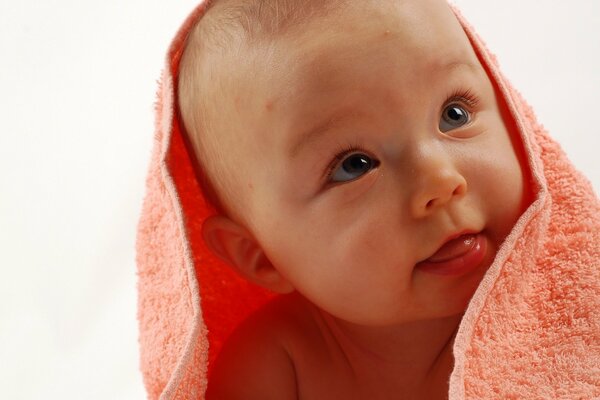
[
  {"xmin": 417, "ymin": 176, "xmax": 467, "ymax": 216},
  {"xmin": 453, "ymin": 182, "xmax": 467, "ymax": 196}
]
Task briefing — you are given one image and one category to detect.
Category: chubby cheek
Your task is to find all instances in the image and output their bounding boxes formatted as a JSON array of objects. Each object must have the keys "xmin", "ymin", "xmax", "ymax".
[
  {"xmin": 264, "ymin": 206, "xmax": 412, "ymax": 319},
  {"xmin": 470, "ymin": 132, "xmax": 527, "ymax": 242}
]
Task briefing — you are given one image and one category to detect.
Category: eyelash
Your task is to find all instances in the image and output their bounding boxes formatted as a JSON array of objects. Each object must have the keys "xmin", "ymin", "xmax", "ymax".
[
  {"xmin": 322, "ymin": 88, "xmax": 480, "ymax": 183},
  {"xmin": 444, "ymin": 87, "xmax": 480, "ymax": 110}
]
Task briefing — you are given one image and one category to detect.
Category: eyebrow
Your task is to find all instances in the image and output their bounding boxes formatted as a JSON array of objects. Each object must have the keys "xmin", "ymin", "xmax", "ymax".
[
  {"xmin": 288, "ymin": 107, "xmax": 359, "ymax": 159},
  {"xmin": 443, "ymin": 59, "xmax": 479, "ymax": 74}
]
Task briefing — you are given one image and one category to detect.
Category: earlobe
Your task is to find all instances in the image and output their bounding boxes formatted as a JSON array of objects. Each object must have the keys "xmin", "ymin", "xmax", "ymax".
[{"xmin": 201, "ymin": 215, "xmax": 294, "ymax": 294}]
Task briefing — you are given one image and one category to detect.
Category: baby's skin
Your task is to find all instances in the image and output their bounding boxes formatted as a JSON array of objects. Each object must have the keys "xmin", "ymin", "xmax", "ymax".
[{"xmin": 192, "ymin": 0, "xmax": 531, "ymax": 398}]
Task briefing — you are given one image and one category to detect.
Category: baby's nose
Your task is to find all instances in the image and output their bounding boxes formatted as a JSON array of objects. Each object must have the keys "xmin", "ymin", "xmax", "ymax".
[{"xmin": 409, "ymin": 146, "xmax": 467, "ymax": 218}]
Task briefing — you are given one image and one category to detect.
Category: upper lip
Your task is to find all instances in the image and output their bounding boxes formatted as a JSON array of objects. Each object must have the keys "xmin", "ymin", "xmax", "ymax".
[{"xmin": 419, "ymin": 229, "xmax": 481, "ymax": 263}]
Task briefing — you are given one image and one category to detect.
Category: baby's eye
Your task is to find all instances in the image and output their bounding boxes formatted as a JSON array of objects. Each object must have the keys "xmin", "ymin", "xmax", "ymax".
[
  {"xmin": 330, "ymin": 153, "xmax": 378, "ymax": 183},
  {"xmin": 439, "ymin": 104, "xmax": 470, "ymax": 132}
]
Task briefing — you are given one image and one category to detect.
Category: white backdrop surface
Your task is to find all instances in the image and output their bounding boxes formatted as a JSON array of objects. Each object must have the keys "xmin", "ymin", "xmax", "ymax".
[{"xmin": 0, "ymin": 1, "xmax": 597, "ymax": 399}]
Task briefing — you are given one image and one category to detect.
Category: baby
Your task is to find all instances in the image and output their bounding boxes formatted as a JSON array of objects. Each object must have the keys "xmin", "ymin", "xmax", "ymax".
[{"xmin": 177, "ymin": 0, "xmax": 532, "ymax": 398}]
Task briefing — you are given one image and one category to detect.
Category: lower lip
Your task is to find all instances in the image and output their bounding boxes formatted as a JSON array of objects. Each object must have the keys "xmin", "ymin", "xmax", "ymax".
[{"xmin": 415, "ymin": 233, "xmax": 487, "ymax": 276}]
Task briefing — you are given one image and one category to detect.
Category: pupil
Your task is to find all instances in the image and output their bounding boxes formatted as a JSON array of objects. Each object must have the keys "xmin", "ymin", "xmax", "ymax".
[
  {"xmin": 344, "ymin": 155, "xmax": 370, "ymax": 172},
  {"xmin": 448, "ymin": 107, "xmax": 465, "ymax": 121}
]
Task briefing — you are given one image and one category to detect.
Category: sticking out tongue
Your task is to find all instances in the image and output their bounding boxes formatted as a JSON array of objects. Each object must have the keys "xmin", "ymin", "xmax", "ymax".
[{"xmin": 425, "ymin": 234, "xmax": 477, "ymax": 262}]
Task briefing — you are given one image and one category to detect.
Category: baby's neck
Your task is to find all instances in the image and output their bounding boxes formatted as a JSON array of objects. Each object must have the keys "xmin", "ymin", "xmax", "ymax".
[{"xmin": 309, "ymin": 299, "xmax": 462, "ymax": 396}]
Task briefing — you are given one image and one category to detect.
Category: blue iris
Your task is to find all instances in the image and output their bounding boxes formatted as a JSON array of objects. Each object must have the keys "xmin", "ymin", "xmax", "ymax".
[
  {"xmin": 331, "ymin": 153, "xmax": 375, "ymax": 183},
  {"xmin": 439, "ymin": 104, "xmax": 470, "ymax": 132}
]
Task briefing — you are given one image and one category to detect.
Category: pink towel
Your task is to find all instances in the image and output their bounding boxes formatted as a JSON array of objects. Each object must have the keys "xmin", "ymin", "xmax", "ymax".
[{"xmin": 135, "ymin": 2, "xmax": 600, "ymax": 398}]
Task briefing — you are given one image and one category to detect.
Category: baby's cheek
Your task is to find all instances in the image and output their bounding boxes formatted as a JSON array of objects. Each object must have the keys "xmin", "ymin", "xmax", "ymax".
[
  {"xmin": 476, "ymin": 151, "xmax": 525, "ymax": 239},
  {"xmin": 328, "ymin": 213, "xmax": 400, "ymax": 273}
]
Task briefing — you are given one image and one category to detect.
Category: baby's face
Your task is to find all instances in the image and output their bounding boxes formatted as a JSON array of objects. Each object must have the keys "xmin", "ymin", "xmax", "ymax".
[{"xmin": 214, "ymin": 0, "xmax": 528, "ymax": 326}]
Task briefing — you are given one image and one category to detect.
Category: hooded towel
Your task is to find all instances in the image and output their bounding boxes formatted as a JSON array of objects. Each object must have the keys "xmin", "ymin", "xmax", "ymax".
[{"xmin": 135, "ymin": 2, "xmax": 600, "ymax": 398}]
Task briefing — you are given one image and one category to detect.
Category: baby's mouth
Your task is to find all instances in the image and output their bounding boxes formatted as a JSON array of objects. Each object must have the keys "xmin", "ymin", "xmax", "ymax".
[
  {"xmin": 424, "ymin": 234, "xmax": 478, "ymax": 263},
  {"xmin": 415, "ymin": 232, "xmax": 487, "ymax": 276}
]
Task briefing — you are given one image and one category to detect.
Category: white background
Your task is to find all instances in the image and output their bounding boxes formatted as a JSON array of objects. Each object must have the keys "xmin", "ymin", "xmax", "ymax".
[{"xmin": 0, "ymin": 1, "xmax": 598, "ymax": 399}]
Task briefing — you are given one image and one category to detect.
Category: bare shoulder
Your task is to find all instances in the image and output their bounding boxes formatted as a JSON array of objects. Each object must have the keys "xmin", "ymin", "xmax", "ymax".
[{"xmin": 206, "ymin": 293, "xmax": 318, "ymax": 400}]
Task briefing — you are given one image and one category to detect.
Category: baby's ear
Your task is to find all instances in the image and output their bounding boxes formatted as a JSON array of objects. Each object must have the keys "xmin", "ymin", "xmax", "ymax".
[{"xmin": 201, "ymin": 215, "xmax": 294, "ymax": 294}]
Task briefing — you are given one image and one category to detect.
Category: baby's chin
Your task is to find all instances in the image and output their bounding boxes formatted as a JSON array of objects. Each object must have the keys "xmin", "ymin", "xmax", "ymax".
[{"xmin": 409, "ymin": 251, "xmax": 495, "ymax": 319}]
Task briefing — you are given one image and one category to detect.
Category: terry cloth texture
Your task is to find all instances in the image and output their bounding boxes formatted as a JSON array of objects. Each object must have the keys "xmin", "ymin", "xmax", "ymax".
[{"xmin": 135, "ymin": 1, "xmax": 600, "ymax": 399}]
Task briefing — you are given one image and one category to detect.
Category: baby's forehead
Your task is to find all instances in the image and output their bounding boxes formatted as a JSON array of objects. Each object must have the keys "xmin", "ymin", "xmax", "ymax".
[
  {"xmin": 198, "ymin": 8, "xmax": 478, "ymax": 162},
  {"xmin": 237, "ymin": 18, "xmax": 478, "ymax": 113},
  {"xmin": 200, "ymin": 0, "xmax": 475, "ymax": 105}
]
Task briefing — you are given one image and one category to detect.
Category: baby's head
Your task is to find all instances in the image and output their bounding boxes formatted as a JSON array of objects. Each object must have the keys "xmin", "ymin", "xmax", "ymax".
[{"xmin": 178, "ymin": 0, "xmax": 529, "ymax": 326}]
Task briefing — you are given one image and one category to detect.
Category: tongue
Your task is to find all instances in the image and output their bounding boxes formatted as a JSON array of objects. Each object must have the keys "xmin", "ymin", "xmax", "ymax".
[{"xmin": 426, "ymin": 234, "xmax": 476, "ymax": 262}]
